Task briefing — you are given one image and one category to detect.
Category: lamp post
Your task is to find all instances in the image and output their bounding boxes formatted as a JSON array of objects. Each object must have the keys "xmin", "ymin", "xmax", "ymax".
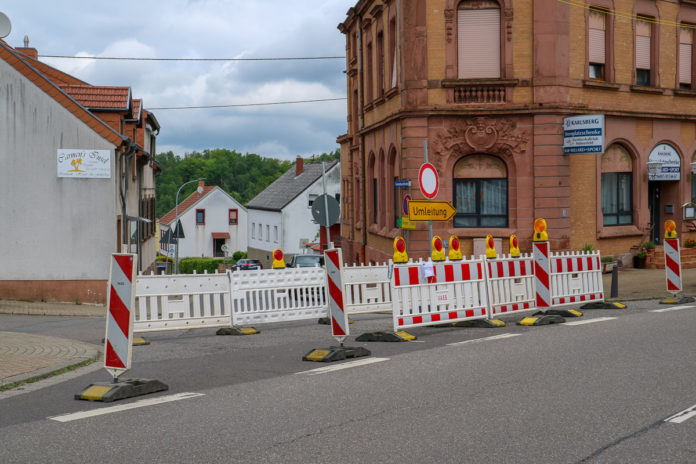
[{"xmin": 172, "ymin": 178, "xmax": 205, "ymax": 274}]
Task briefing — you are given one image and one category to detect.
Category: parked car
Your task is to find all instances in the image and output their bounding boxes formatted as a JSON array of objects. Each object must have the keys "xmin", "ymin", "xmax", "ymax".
[
  {"xmin": 233, "ymin": 258, "xmax": 263, "ymax": 271},
  {"xmin": 287, "ymin": 255, "xmax": 324, "ymax": 268}
]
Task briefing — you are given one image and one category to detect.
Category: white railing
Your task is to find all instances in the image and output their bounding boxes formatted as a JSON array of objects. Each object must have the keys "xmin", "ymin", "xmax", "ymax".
[
  {"xmin": 343, "ymin": 262, "xmax": 392, "ymax": 315},
  {"xmin": 485, "ymin": 254, "xmax": 537, "ymax": 317},
  {"xmin": 550, "ymin": 251, "xmax": 603, "ymax": 306}
]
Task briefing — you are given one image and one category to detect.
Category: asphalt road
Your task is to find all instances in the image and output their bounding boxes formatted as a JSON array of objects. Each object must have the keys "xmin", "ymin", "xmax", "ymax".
[{"xmin": 0, "ymin": 302, "xmax": 694, "ymax": 463}]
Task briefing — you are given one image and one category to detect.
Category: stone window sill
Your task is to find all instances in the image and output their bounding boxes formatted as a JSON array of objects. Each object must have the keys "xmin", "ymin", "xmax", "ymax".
[
  {"xmin": 629, "ymin": 85, "xmax": 664, "ymax": 95},
  {"xmin": 597, "ymin": 225, "xmax": 643, "ymax": 239},
  {"xmin": 582, "ymin": 80, "xmax": 620, "ymax": 91}
]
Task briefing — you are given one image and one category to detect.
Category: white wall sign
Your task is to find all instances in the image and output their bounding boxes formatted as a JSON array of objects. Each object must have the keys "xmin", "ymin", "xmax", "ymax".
[
  {"xmin": 563, "ymin": 114, "xmax": 604, "ymax": 154},
  {"xmin": 57, "ymin": 149, "xmax": 111, "ymax": 178},
  {"xmin": 648, "ymin": 144, "xmax": 680, "ymax": 181}
]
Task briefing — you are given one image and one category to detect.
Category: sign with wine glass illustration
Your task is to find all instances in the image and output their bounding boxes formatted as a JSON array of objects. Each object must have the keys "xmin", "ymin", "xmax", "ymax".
[{"xmin": 57, "ymin": 149, "xmax": 111, "ymax": 178}]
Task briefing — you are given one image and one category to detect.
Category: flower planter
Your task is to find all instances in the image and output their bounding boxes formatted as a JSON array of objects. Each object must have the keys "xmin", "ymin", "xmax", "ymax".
[
  {"xmin": 602, "ymin": 261, "xmax": 617, "ymax": 273},
  {"xmin": 633, "ymin": 255, "xmax": 647, "ymax": 269}
]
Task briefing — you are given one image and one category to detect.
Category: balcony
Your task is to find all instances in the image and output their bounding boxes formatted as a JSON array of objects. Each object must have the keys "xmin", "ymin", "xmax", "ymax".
[{"xmin": 441, "ymin": 79, "xmax": 518, "ymax": 105}]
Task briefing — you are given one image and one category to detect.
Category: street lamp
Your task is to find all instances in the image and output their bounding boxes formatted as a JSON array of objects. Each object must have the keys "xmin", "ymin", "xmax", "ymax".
[{"xmin": 172, "ymin": 178, "xmax": 205, "ymax": 274}]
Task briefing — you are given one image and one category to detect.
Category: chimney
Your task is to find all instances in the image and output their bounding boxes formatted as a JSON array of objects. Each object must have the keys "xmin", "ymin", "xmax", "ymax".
[
  {"xmin": 198, "ymin": 181, "xmax": 205, "ymax": 190},
  {"xmin": 296, "ymin": 157, "xmax": 304, "ymax": 176},
  {"xmin": 16, "ymin": 35, "xmax": 38, "ymax": 60}
]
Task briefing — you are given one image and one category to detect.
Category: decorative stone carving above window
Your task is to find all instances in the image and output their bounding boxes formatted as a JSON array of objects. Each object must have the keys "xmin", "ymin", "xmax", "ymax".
[{"xmin": 432, "ymin": 117, "xmax": 529, "ymax": 162}]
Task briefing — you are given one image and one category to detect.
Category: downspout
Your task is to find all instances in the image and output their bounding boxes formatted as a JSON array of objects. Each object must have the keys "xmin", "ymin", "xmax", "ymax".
[
  {"xmin": 358, "ymin": 12, "xmax": 367, "ymax": 264},
  {"xmin": 118, "ymin": 141, "xmax": 138, "ymax": 253}
]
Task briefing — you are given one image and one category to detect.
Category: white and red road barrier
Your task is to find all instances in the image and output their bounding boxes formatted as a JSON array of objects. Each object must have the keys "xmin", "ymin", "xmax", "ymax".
[
  {"xmin": 343, "ymin": 262, "xmax": 392, "ymax": 315},
  {"xmin": 664, "ymin": 238, "xmax": 682, "ymax": 294},
  {"xmin": 391, "ymin": 258, "xmax": 488, "ymax": 331},
  {"xmin": 550, "ymin": 251, "xmax": 603, "ymax": 306},
  {"xmin": 485, "ymin": 254, "xmax": 536, "ymax": 317},
  {"xmin": 134, "ymin": 271, "xmax": 232, "ymax": 333},
  {"xmin": 533, "ymin": 241, "xmax": 551, "ymax": 309},
  {"xmin": 325, "ymin": 248, "xmax": 348, "ymax": 340},
  {"xmin": 105, "ymin": 254, "xmax": 137, "ymax": 379}
]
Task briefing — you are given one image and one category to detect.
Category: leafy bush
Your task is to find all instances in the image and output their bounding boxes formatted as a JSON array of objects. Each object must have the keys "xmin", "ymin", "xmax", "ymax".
[
  {"xmin": 178, "ymin": 258, "xmax": 224, "ymax": 274},
  {"xmin": 232, "ymin": 251, "xmax": 247, "ymax": 261},
  {"xmin": 642, "ymin": 241, "xmax": 656, "ymax": 250},
  {"xmin": 600, "ymin": 256, "xmax": 614, "ymax": 263},
  {"xmin": 156, "ymin": 254, "xmax": 173, "ymax": 263},
  {"xmin": 581, "ymin": 244, "xmax": 595, "ymax": 252},
  {"xmin": 685, "ymin": 238, "xmax": 696, "ymax": 248}
]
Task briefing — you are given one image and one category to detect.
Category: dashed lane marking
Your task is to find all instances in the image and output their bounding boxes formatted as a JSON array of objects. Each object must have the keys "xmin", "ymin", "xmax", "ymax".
[
  {"xmin": 48, "ymin": 392, "xmax": 204, "ymax": 423},
  {"xmin": 650, "ymin": 305, "xmax": 696, "ymax": 313},
  {"xmin": 447, "ymin": 333, "xmax": 520, "ymax": 346},
  {"xmin": 665, "ymin": 403, "xmax": 696, "ymax": 424},
  {"xmin": 296, "ymin": 357, "xmax": 389, "ymax": 376},
  {"xmin": 563, "ymin": 317, "xmax": 617, "ymax": 326}
]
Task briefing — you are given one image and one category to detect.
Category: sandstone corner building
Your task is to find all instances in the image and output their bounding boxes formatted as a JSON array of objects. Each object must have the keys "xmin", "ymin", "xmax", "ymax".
[{"xmin": 337, "ymin": 0, "xmax": 696, "ymax": 266}]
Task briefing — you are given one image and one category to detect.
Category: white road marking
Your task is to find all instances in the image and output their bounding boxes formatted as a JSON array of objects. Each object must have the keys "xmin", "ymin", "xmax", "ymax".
[
  {"xmin": 651, "ymin": 305, "xmax": 696, "ymax": 313},
  {"xmin": 564, "ymin": 317, "xmax": 617, "ymax": 326},
  {"xmin": 447, "ymin": 333, "xmax": 520, "ymax": 346},
  {"xmin": 48, "ymin": 392, "xmax": 204, "ymax": 423},
  {"xmin": 665, "ymin": 403, "xmax": 696, "ymax": 424},
  {"xmin": 297, "ymin": 357, "xmax": 389, "ymax": 375}
]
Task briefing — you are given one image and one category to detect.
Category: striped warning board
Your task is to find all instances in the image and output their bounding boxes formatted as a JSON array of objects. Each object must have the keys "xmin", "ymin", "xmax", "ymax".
[
  {"xmin": 533, "ymin": 242, "xmax": 551, "ymax": 308},
  {"xmin": 664, "ymin": 238, "xmax": 682, "ymax": 294},
  {"xmin": 104, "ymin": 253, "xmax": 136, "ymax": 379},
  {"xmin": 324, "ymin": 248, "xmax": 348, "ymax": 341},
  {"xmin": 393, "ymin": 261, "xmax": 483, "ymax": 286}
]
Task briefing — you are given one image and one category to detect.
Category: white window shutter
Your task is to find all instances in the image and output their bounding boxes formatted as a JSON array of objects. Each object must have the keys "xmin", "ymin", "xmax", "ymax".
[{"xmin": 458, "ymin": 9, "xmax": 501, "ymax": 79}]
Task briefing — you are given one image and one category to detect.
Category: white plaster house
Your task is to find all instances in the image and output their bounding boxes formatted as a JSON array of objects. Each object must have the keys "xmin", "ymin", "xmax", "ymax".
[
  {"xmin": 159, "ymin": 183, "xmax": 248, "ymax": 259},
  {"xmin": 0, "ymin": 38, "xmax": 159, "ymax": 303},
  {"xmin": 246, "ymin": 159, "xmax": 341, "ymax": 267}
]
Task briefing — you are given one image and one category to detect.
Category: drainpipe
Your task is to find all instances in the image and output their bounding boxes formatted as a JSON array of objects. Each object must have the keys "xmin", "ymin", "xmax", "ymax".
[
  {"xmin": 118, "ymin": 141, "xmax": 138, "ymax": 253},
  {"xmin": 358, "ymin": 12, "xmax": 367, "ymax": 264}
]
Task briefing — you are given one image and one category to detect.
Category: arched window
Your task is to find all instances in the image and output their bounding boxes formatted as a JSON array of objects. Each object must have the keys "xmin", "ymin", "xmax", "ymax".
[
  {"xmin": 368, "ymin": 152, "xmax": 378, "ymax": 225},
  {"xmin": 453, "ymin": 154, "xmax": 507, "ymax": 227},
  {"xmin": 601, "ymin": 144, "xmax": 633, "ymax": 226},
  {"xmin": 458, "ymin": 1, "xmax": 501, "ymax": 79}
]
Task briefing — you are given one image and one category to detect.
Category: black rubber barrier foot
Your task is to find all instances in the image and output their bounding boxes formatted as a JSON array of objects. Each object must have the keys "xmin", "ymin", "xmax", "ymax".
[
  {"xmin": 216, "ymin": 326, "xmax": 259, "ymax": 335},
  {"xmin": 518, "ymin": 314, "xmax": 566, "ymax": 326},
  {"xmin": 302, "ymin": 346, "xmax": 371, "ymax": 362},
  {"xmin": 452, "ymin": 319, "xmax": 506, "ymax": 328},
  {"xmin": 659, "ymin": 296, "xmax": 695, "ymax": 305},
  {"xmin": 580, "ymin": 301, "xmax": 627, "ymax": 310},
  {"xmin": 75, "ymin": 379, "xmax": 168, "ymax": 402},
  {"xmin": 537, "ymin": 309, "xmax": 583, "ymax": 318},
  {"xmin": 355, "ymin": 331, "xmax": 416, "ymax": 342},
  {"xmin": 318, "ymin": 318, "xmax": 354, "ymax": 325},
  {"xmin": 101, "ymin": 337, "xmax": 149, "ymax": 345}
]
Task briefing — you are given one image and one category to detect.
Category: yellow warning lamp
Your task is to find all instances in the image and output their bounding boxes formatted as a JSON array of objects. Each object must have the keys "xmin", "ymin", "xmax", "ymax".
[
  {"xmin": 533, "ymin": 218, "xmax": 548, "ymax": 242},
  {"xmin": 431, "ymin": 235, "xmax": 445, "ymax": 261},
  {"xmin": 448, "ymin": 235, "xmax": 463, "ymax": 261},
  {"xmin": 485, "ymin": 234, "xmax": 497, "ymax": 259},
  {"xmin": 665, "ymin": 220, "xmax": 677, "ymax": 239},
  {"xmin": 510, "ymin": 235, "xmax": 521, "ymax": 258},
  {"xmin": 393, "ymin": 236, "xmax": 408, "ymax": 263},
  {"xmin": 272, "ymin": 248, "xmax": 285, "ymax": 269}
]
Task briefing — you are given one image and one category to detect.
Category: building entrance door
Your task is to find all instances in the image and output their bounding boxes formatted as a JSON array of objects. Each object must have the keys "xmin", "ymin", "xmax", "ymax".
[{"xmin": 648, "ymin": 181, "xmax": 660, "ymax": 244}]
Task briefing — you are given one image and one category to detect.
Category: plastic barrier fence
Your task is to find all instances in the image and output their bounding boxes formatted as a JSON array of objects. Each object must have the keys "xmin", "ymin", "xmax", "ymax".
[
  {"xmin": 391, "ymin": 258, "xmax": 488, "ymax": 331},
  {"xmin": 485, "ymin": 254, "xmax": 536, "ymax": 317},
  {"xmin": 134, "ymin": 271, "xmax": 232, "ymax": 332},
  {"xmin": 230, "ymin": 266, "xmax": 327, "ymax": 325},
  {"xmin": 550, "ymin": 251, "xmax": 603, "ymax": 306},
  {"xmin": 343, "ymin": 262, "xmax": 392, "ymax": 315}
]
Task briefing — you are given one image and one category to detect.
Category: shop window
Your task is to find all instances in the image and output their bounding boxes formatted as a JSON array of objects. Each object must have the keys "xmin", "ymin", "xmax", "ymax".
[
  {"xmin": 457, "ymin": 1, "xmax": 500, "ymax": 79},
  {"xmin": 601, "ymin": 144, "xmax": 634, "ymax": 226},
  {"xmin": 635, "ymin": 17, "xmax": 653, "ymax": 87},
  {"xmin": 453, "ymin": 155, "xmax": 508, "ymax": 228},
  {"xmin": 588, "ymin": 8, "xmax": 607, "ymax": 80}
]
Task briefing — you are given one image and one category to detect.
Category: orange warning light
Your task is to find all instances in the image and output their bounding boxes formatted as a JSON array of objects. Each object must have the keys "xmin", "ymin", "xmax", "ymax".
[
  {"xmin": 533, "ymin": 218, "xmax": 549, "ymax": 242},
  {"xmin": 393, "ymin": 236, "xmax": 408, "ymax": 263},
  {"xmin": 448, "ymin": 236, "xmax": 462, "ymax": 261},
  {"xmin": 665, "ymin": 220, "xmax": 677, "ymax": 239},
  {"xmin": 272, "ymin": 248, "xmax": 285, "ymax": 269},
  {"xmin": 432, "ymin": 235, "xmax": 445, "ymax": 261}
]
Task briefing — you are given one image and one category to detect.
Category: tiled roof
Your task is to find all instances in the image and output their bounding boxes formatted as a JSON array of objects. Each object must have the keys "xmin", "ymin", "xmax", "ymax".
[
  {"xmin": 159, "ymin": 185, "xmax": 217, "ymax": 225},
  {"xmin": 15, "ymin": 49, "xmax": 88, "ymax": 86},
  {"xmin": 246, "ymin": 160, "xmax": 339, "ymax": 211},
  {"xmin": 128, "ymin": 99, "xmax": 142, "ymax": 122},
  {"xmin": 59, "ymin": 84, "xmax": 131, "ymax": 111}
]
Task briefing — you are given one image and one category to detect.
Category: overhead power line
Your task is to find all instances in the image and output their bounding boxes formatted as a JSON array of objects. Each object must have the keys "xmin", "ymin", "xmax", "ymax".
[
  {"xmin": 148, "ymin": 97, "xmax": 347, "ymax": 110},
  {"xmin": 39, "ymin": 55, "xmax": 346, "ymax": 61}
]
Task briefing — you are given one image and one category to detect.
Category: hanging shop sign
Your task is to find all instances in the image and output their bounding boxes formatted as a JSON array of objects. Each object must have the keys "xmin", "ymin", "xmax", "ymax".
[
  {"xmin": 57, "ymin": 149, "xmax": 111, "ymax": 178},
  {"xmin": 648, "ymin": 144, "xmax": 680, "ymax": 181},
  {"xmin": 563, "ymin": 114, "xmax": 604, "ymax": 154}
]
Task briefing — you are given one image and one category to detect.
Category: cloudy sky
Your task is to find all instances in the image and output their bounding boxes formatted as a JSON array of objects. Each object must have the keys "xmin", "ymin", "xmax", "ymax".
[{"xmin": 1, "ymin": 1, "xmax": 356, "ymax": 160}]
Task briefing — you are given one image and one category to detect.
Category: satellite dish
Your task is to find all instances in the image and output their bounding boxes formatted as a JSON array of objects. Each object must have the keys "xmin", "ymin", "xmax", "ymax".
[{"xmin": 0, "ymin": 12, "xmax": 11, "ymax": 39}]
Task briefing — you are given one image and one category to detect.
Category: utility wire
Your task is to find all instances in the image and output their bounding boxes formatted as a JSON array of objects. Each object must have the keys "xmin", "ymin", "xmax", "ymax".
[
  {"xmin": 39, "ymin": 55, "xmax": 345, "ymax": 61},
  {"xmin": 148, "ymin": 97, "xmax": 347, "ymax": 110}
]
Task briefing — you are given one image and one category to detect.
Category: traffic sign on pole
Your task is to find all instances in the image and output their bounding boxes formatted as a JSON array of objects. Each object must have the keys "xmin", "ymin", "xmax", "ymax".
[
  {"xmin": 418, "ymin": 163, "xmax": 439, "ymax": 199},
  {"xmin": 403, "ymin": 194, "xmax": 411, "ymax": 215}
]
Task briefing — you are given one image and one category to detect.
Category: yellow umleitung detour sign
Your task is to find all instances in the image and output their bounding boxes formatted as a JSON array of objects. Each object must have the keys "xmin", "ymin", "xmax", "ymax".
[{"xmin": 408, "ymin": 200, "xmax": 457, "ymax": 222}]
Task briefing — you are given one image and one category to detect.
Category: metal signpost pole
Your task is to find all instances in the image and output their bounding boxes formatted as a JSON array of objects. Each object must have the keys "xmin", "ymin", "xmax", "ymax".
[
  {"xmin": 174, "ymin": 178, "xmax": 205, "ymax": 274},
  {"xmin": 322, "ymin": 162, "xmax": 331, "ymax": 248},
  {"xmin": 424, "ymin": 140, "xmax": 432, "ymax": 245}
]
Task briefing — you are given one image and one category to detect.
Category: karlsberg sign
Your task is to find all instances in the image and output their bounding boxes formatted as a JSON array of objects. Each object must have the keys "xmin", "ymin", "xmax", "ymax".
[
  {"xmin": 563, "ymin": 114, "xmax": 604, "ymax": 154},
  {"xmin": 57, "ymin": 149, "xmax": 111, "ymax": 178},
  {"xmin": 648, "ymin": 144, "xmax": 680, "ymax": 181}
]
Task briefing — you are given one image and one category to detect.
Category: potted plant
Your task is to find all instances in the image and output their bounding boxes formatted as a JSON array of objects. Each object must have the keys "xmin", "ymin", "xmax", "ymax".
[
  {"xmin": 633, "ymin": 249, "xmax": 647, "ymax": 269},
  {"xmin": 601, "ymin": 255, "xmax": 616, "ymax": 273}
]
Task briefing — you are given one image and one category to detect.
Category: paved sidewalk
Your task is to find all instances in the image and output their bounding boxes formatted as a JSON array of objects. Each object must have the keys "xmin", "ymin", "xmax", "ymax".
[{"xmin": 0, "ymin": 266, "xmax": 695, "ymax": 390}]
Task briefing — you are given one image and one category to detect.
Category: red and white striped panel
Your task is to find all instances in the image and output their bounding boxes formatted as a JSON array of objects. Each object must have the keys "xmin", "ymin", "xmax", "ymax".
[
  {"xmin": 549, "ymin": 251, "xmax": 605, "ymax": 306},
  {"xmin": 664, "ymin": 238, "xmax": 682, "ymax": 294},
  {"xmin": 104, "ymin": 254, "xmax": 136, "ymax": 378},
  {"xmin": 393, "ymin": 265, "xmax": 421, "ymax": 287},
  {"xmin": 486, "ymin": 255, "xmax": 536, "ymax": 316},
  {"xmin": 491, "ymin": 301, "xmax": 533, "ymax": 314},
  {"xmin": 487, "ymin": 258, "xmax": 533, "ymax": 279},
  {"xmin": 533, "ymin": 242, "xmax": 551, "ymax": 308},
  {"xmin": 325, "ymin": 249, "xmax": 348, "ymax": 339},
  {"xmin": 552, "ymin": 293, "xmax": 603, "ymax": 305},
  {"xmin": 551, "ymin": 255, "xmax": 600, "ymax": 273},
  {"xmin": 397, "ymin": 306, "xmax": 487, "ymax": 329},
  {"xmin": 393, "ymin": 262, "xmax": 484, "ymax": 287}
]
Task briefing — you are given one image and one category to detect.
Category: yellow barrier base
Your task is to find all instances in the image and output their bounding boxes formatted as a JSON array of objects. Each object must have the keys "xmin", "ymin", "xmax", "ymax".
[
  {"xmin": 216, "ymin": 326, "xmax": 259, "ymax": 335},
  {"xmin": 302, "ymin": 346, "xmax": 371, "ymax": 362},
  {"xmin": 75, "ymin": 379, "xmax": 168, "ymax": 403}
]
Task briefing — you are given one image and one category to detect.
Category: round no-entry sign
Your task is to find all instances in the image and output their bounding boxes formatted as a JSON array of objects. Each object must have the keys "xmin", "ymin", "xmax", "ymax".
[
  {"xmin": 403, "ymin": 194, "xmax": 411, "ymax": 215},
  {"xmin": 419, "ymin": 163, "xmax": 439, "ymax": 199}
]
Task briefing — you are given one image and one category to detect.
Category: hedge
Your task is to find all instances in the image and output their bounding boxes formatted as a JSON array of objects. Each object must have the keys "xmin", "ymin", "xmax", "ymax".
[{"xmin": 178, "ymin": 258, "xmax": 225, "ymax": 274}]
